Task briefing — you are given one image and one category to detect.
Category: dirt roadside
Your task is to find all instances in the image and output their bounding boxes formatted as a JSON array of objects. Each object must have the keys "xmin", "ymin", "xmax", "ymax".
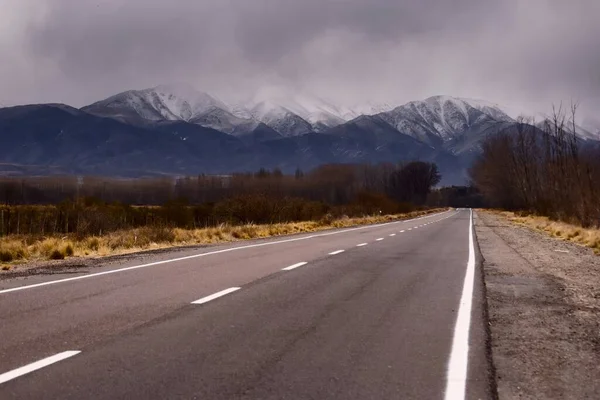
[{"xmin": 475, "ymin": 211, "xmax": 600, "ymax": 399}]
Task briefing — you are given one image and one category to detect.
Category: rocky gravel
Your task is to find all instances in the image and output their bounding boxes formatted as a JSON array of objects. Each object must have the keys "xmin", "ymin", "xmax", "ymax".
[{"xmin": 476, "ymin": 211, "xmax": 600, "ymax": 399}]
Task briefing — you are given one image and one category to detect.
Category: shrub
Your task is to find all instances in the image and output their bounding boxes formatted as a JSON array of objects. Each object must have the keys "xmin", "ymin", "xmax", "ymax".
[
  {"xmin": 87, "ymin": 237, "xmax": 100, "ymax": 251},
  {"xmin": 319, "ymin": 213, "xmax": 336, "ymax": 226},
  {"xmin": 65, "ymin": 243, "xmax": 74, "ymax": 257},
  {"xmin": 49, "ymin": 249, "xmax": 65, "ymax": 260},
  {"xmin": 147, "ymin": 227, "xmax": 176, "ymax": 243},
  {"xmin": 0, "ymin": 250, "xmax": 13, "ymax": 262},
  {"xmin": 0, "ymin": 243, "xmax": 28, "ymax": 262}
]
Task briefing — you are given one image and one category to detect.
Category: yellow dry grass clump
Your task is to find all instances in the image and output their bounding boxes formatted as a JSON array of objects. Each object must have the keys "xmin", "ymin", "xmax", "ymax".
[
  {"xmin": 495, "ymin": 210, "xmax": 600, "ymax": 254},
  {"xmin": 0, "ymin": 209, "xmax": 445, "ymax": 267}
]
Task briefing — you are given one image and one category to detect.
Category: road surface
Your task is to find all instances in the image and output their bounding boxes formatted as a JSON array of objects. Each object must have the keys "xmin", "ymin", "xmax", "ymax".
[{"xmin": 0, "ymin": 209, "xmax": 493, "ymax": 399}]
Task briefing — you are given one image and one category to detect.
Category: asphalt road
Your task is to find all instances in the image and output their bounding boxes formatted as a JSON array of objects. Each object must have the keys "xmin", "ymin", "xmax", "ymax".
[{"xmin": 0, "ymin": 209, "xmax": 494, "ymax": 399}]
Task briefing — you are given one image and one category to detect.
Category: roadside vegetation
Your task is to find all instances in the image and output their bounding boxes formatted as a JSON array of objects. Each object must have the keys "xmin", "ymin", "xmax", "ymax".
[
  {"xmin": 471, "ymin": 103, "xmax": 600, "ymax": 249},
  {"xmin": 488, "ymin": 210, "xmax": 600, "ymax": 254},
  {"xmin": 0, "ymin": 209, "xmax": 443, "ymax": 266},
  {"xmin": 0, "ymin": 161, "xmax": 444, "ymax": 267}
]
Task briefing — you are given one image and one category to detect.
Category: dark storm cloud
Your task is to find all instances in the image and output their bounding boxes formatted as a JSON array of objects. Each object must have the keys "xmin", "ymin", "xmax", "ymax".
[{"xmin": 1, "ymin": 0, "xmax": 599, "ymax": 118}]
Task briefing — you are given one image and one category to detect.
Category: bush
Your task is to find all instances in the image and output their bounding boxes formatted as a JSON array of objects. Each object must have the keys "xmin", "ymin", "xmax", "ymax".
[
  {"xmin": 65, "ymin": 243, "xmax": 74, "ymax": 256},
  {"xmin": 147, "ymin": 227, "xmax": 176, "ymax": 243},
  {"xmin": 87, "ymin": 237, "xmax": 100, "ymax": 251},
  {"xmin": 49, "ymin": 249, "xmax": 65, "ymax": 260},
  {"xmin": 0, "ymin": 244, "xmax": 28, "ymax": 262},
  {"xmin": 318, "ymin": 213, "xmax": 336, "ymax": 226},
  {"xmin": 0, "ymin": 249, "xmax": 13, "ymax": 262}
]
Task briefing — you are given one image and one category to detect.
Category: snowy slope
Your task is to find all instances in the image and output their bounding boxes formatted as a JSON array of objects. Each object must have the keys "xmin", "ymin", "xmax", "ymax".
[
  {"xmin": 457, "ymin": 98, "xmax": 515, "ymax": 122},
  {"xmin": 84, "ymin": 84, "xmax": 227, "ymax": 122},
  {"xmin": 579, "ymin": 117, "xmax": 600, "ymax": 141},
  {"xmin": 377, "ymin": 96, "xmax": 515, "ymax": 151},
  {"xmin": 151, "ymin": 83, "xmax": 230, "ymax": 121},
  {"xmin": 230, "ymin": 94, "xmax": 395, "ymax": 134},
  {"xmin": 248, "ymin": 101, "xmax": 314, "ymax": 137},
  {"xmin": 237, "ymin": 94, "xmax": 350, "ymax": 133},
  {"xmin": 342, "ymin": 102, "xmax": 395, "ymax": 120},
  {"xmin": 83, "ymin": 84, "xmax": 261, "ymax": 134},
  {"xmin": 86, "ymin": 85, "xmax": 344, "ymax": 136},
  {"xmin": 534, "ymin": 118, "xmax": 600, "ymax": 142},
  {"xmin": 85, "ymin": 85, "xmax": 599, "ymax": 147}
]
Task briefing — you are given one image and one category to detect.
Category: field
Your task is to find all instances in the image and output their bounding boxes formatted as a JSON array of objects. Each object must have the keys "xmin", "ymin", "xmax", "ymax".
[{"xmin": 0, "ymin": 208, "xmax": 445, "ymax": 269}]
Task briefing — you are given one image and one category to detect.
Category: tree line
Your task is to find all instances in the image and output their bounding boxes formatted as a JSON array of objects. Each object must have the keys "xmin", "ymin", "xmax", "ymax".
[
  {"xmin": 470, "ymin": 105, "xmax": 600, "ymax": 227},
  {"xmin": 0, "ymin": 161, "xmax": 441, "ymax": 237}
]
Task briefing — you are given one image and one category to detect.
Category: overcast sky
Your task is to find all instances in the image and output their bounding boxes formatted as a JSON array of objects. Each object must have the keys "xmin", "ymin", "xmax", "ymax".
[{"xmin": 1, "ymin": 0, "xmax": 599, "ymax": 119}]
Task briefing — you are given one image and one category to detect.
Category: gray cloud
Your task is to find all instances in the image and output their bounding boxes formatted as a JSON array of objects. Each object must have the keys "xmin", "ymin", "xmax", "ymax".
[{"xmin": 0, "ymin": 0, "xmax": 598, "ymax": 119}]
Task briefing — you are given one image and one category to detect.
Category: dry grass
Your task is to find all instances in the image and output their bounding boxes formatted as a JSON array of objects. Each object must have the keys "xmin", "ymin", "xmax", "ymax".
[
  {"xmin": 491, "ymin": 210, "xmax": 600, "ymax": 254},
  {"xmin": 0, "ymin": 208, "xmax": 446, "ymax": 266}
]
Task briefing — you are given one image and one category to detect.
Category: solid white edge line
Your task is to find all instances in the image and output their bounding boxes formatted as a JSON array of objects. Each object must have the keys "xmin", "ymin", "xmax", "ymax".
[
  {"xmin": 444, "ymin": 209, "xmax": 476, "ymax": 400},
  {"xmin": 329, "ymin": 250, "xmax": 345, "ymax": 255},
  {"xmin": 191, "ymin": 287, "xmax": 241, "ymax": 305},
  {"xmin": 0, "ymin": 351, "xmax": 81, "ymax": 385},
  {"xmin": 1, "ymin": 210, "xmax": 452, "ymax": 295},
  {"xmin": 356, "ymin": 243, "xmax": 368, "ymax": 247},
  {"xmin": 282, "ymin": 262, "xmax": 308, "ymax": 271}
]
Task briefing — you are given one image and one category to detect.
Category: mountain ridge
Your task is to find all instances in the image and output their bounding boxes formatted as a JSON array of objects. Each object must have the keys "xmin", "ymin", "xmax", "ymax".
[{"xmin": 2, "ymin": 86, "xmax": 599, "ymax": 185}]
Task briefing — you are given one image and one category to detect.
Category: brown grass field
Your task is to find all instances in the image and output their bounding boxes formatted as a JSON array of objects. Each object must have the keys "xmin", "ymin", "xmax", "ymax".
[{"xmin": 0, "ymin": 209, "xmax": 446, "ymax": 269}]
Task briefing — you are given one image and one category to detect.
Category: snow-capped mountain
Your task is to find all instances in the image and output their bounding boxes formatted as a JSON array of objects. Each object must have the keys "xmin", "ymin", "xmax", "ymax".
[
  {"xmin": 456, "ymin": 98, "xmax": 515, "ymax": 123},
  {"xmin": 83, "ymin": 83, "xmax": 229, "ymax": 122},
  {"xmin": 84, "ymin": 85, "xmax": 398, "ymax": 137},
  {"xmin": 81, "ymin": 83, "xmax": 596, "ymax": 151},
  {"xmin": 534, "ymin": 118, "xmax": 600, "ymax": 142},
  {"xmin": 85, "ymin": 85, "xmax": 335, "ymax": 136},
  {"xmin": 342, "ymin": 102, "xmax": 395, "ymax": 120},
  {"xmin": 580, "ymin": 117, "xmax": 600, "ymax": 141},
  {"xmin": 4, "ymin": 86, "xmax": 600, "ymax": 185},
  {"xmin": 233, "ymin": 94, "xmax": 351, "ymax": 134},
  {"xmin": 248, "ymin": 101, "xmax": 314, "ymax": 137},
  {"xmin": 377, "ymin": 96, "xmax": 515, "ymax": 152}
]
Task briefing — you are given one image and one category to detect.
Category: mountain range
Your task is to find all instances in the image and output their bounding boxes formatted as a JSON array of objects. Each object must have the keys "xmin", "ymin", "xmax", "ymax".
[{"xmin": 1, "ymin": 84, "xmax": 598, "ymax": 185}]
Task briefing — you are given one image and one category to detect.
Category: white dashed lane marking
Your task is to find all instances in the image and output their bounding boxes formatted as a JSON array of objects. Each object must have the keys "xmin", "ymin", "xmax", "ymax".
[
  {"xmin": 282, "ymin": 262, "xmax": 308, "ymax": 271},
  {"xmin": 192, "ymin": 287, "xmax": 241, "ymax": 305}
]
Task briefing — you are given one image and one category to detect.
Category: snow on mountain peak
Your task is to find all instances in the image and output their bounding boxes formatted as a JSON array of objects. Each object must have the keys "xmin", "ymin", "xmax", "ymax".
[
  {"xmin": 87, "ymin": 85, "xmax": 559, "ymax": 143},
  {"xmin": 149, "ymin": 84, "xmax": 228, "ymax": 121},
  {"xmin": 582, "ymin": 117, "xmax": 600, "ymax": 137},
  {"xmin": 86, "ymin": 83, "xmax": 229, "ymax": 124},
  {"xmin": 248, "ymin": 100, "xmax": 313, "ymax": 137},
  {"xmin": 377, "ymin": 95, "xmax": 516, "ymax": 148}
]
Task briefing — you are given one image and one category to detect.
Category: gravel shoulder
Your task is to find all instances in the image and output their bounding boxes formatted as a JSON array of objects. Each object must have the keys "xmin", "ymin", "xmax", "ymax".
[{"xmin": 475, "ymin": 211, "xmax": 600, "ymax": 399}]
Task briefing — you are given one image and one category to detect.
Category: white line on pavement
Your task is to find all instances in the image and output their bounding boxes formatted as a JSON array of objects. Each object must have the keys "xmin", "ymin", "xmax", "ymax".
[
  {"xmin": 356, "ymin": 243, "xmax": 368, "ymax": 247},
  {"xmin": 282, "ymin": 262, "xmax": 308, "ymax": 271},
  {"xmin": 0, "ymin": 351, "xmax": 81, "ymax": 385},
  {"xmin": 376, "ymin": 238, "xmax": 384, "ymax": 241},
  {"xmin": 444, "ymin": 208, "xmax": 476, "ymax": 400},
  {"xmin": 389, "ymin": 234, "xmax": 396, "ymax": 237},
  {"xmin": 191, "ymin": 287, "xmax": 241, "ymax": 305},
  {"xmin": 329, "ymin": 250, "xmax": 345, "ymax": 255},
  {"xmin": 0, "ymin": 210, "xmax": 451, "ymax": 295}
]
